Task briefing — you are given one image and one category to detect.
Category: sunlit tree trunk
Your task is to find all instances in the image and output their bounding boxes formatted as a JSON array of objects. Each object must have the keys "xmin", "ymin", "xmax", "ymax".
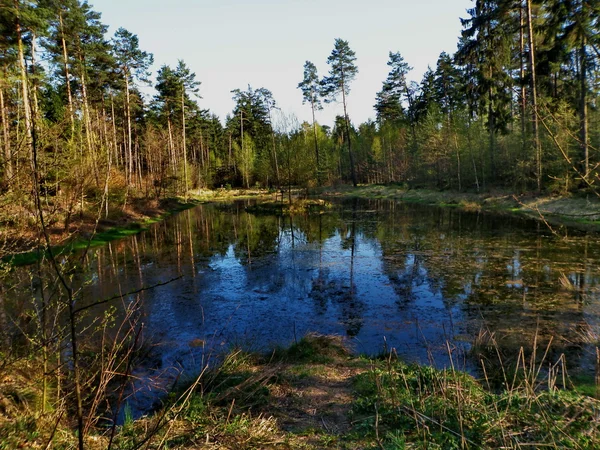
[
  {"xmin": 167, "ymin": 116, "xmax": 175, "ymax": 181},
  {"xmin": 30, "ymin": 33, "xmax": 40, "ymax": 127},
  {"xmin": 77, "ymin": 51, "xmax": 99, "ymax": 185},
  {"xmin": 125, "ymin": 70, "xmax": 133, "ymax": 183},
  {"xmin": 59, "ymin": 12, "xmax": 75, "ymax": 135},
  {"xmin": 0, "ymin": 80, "xmax": 11, "ymax": 183},
  {"xmin": 340, "ymin": 67, "xmax": 357, "ymax": 186},
  {"xmin": 526, "ymin": 0, "xmax": 541, "ymax": 191},
  {"xmin": 15, "ymin": 4, "xmax": 33, "ymax": 170},
  {"xmin": 579, "ymin": 36, "xmax": 589, "ymax": 180},
  {"xmin": 454, "ymin": 130, "xmax": 461, "ymax": 191},
  {"xmin": 110, "ymin": 93, "xmax": 119, "ymax": 168},
  {"xmin": 182, "ymin": 90, "xmax": 188, "ymax": 195}
]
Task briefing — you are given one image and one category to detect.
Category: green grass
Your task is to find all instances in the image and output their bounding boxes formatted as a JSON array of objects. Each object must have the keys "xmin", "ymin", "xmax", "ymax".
[
  {"xmin": 319, "ymin": 185, "xmax": 600, "ymax": 231},
  {"xmin": 3, "ymin": 334, "xmax": 599, "ymax": 449},
  {"xmin": 245, "ymin": 199, "xmax": 332, "ymax": 216},
  {"xmin": 351, "ymin": 358, "xmax": 600, "ymax": 449},
  {"xmin": 120, "ymin": 335, "xmax": 600, "ymax": 449},
  {"xmin": 571, "ymin": 374, "xmax": 600, "ymax": 397}
]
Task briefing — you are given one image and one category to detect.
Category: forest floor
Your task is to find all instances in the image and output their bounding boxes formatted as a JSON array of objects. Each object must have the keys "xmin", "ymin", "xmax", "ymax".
[
  {"xmin": 3, "ymin": 334, "xmax": 599, "ymax": 449},
  {"xmin": 319, "ymin": 185, "xmax": 600, "ymax": 232}
]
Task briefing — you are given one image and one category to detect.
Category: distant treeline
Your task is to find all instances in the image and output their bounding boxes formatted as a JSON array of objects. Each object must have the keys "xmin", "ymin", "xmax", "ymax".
[{"xmin": 1, "ymin": 0, "xmax": 598, "ymax": 208}]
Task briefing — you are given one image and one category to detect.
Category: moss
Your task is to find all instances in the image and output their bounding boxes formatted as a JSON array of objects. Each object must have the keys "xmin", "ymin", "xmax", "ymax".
[
  {"xmin": 273, "ymin": 333, "xmax": 350, "ymax": 363},
  {"xmin": 245, "ymin": 199, "xmax": 332, "ymax": 216},
  {"xmin": 570, "ymin": 374, "xmax": 600, "ymax": 398}
]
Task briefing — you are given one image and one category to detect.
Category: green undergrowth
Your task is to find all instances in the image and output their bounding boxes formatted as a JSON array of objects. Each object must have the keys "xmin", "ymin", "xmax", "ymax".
[
  {"xmin": 245, "ymin": 199, "xmax": 332, "ymax": 216},
  {"xmin": 2, "ymin": 335, "xmax": 599, "ymax": 449},
  {"xmin": 352, "ymin": 359, "xmax": 600, "ymax": 449},
  {"xmin": 319, "ymin": 184, "xmax": 600, "ymax": 231},
  {"xmin": 116, "ymin": 335, "xmax": 600, "ymax": 449}
]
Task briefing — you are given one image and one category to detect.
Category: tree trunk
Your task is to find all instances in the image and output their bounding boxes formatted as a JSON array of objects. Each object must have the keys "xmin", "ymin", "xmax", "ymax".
[
  {"xmin": 167, "ymin": 116, "xmax": 175, "ymax": 176},
  {"xmin": 520, "ymin": 2, "xmax": 527, "ymax": 152},
  {"xmin": 580, "ymin": 35, "xmax": 589, "ymax": 180},
  {"xmin": 30, "ymin": 33, "xmax": 40, "ymax": 128},
  {"xmin": 59, "ymin": 12, "xmax": 75, "ymax": 136},
  {"xmin": 340, "ymin": 67, "xmax": 357, "ymax": 186},
  {"xmin": 0, "ymin": 81, "xmax": 11, "ymax": 184},
  {"xmin": 269, "ymin": 110, "xmax": 280, "ymax": 188},
  {"xmin": 110, "ymin": 93, "xmax": 119, "ymax": 169},
  {"xmin": 125, "ymin": 70, "xmax": 133, "ymax": 184},
  {"xmin": 454, "ymin": 130, "xmax": 461, "ymax": 191},
  {"xmin": 228, "ymin": 132, "xmax": 232, "ymax": 168},
  {"xmin": 77, "ymin": 50, "xmax": 97, "ymax": 185},
  {"xmin": 15, "ymin": 5, "xmax": 34, "ymax": 171},
  {"xmin": 404, "ymin": 83, "xmax": 418, "ymax": 152},
  {"xmin": 181, "ymin": 90, "xmax": 188, "ymax": 196},
  {"xmin": 488, "ymin": 84, "xmax": 495, "ymax": 183},
  {"xmin": 526, "ymin": 0, "xmax": 541, "ymax": 191},
  {"xmin": 311, "ymin": 98, "xmax": 320, "ymax": 185}
]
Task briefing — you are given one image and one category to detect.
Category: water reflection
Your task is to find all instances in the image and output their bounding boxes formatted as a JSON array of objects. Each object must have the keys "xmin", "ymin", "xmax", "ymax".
[{"xmin": 5, "ymin": 199, "xmax": 600, "ymax": 408}]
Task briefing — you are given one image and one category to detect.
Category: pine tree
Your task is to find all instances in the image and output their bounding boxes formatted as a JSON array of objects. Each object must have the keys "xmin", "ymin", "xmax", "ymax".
[
  {"xmin": 298, "ymin": 60, "xmax": 322, "ymax": 182},
  {"xmin": 458, "ymin": 0, "xmax": 514, "ymax": 184},
  {"xmin": 374, "ymin": 52, "xmax": 412, "ymax": 124},
  {"xmin": 321, "ymin": 38, "xmax": 359, "ymax": 186},
  {"xmin": 112, "ymin": 27, "xmax": 153, "ymax": 184}
]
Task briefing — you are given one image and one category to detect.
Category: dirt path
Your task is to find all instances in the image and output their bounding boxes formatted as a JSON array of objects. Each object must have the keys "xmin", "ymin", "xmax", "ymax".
[{"xmin": 269, "ymin": 362, "xmax": 365, "ymax": 436}]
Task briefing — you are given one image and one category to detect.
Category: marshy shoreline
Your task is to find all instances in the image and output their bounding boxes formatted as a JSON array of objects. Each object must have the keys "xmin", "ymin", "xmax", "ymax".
[
  {"xmin": 3, "ymin": 185, "xmax": 600, "ymax": 266},
  {"xmin": 2, "ymin": 334, "xmax": 599, "ymax": 449}
]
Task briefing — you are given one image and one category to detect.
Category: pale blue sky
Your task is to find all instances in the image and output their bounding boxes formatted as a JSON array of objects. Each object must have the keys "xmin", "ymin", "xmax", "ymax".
[{"xmin": 92, "ymin": 0, "xmax": 473, "ymax": 126}]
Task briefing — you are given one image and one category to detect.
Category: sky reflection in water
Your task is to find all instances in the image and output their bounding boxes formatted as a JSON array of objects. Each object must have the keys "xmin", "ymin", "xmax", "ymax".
[{"xmin": 75, "ymin": 199, "xmax": 600, "ymax": 413}]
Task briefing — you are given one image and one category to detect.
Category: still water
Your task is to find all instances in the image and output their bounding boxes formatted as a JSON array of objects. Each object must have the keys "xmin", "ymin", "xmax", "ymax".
[{"xmin": 5, "ymin": 198, "xmax": 600, "ymax": 411}]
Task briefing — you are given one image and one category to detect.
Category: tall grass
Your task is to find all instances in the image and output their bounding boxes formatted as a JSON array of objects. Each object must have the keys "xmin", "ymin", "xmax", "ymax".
[{"xmin": 352, "ymin": 331, "xmax": 600, "ymax": 449}]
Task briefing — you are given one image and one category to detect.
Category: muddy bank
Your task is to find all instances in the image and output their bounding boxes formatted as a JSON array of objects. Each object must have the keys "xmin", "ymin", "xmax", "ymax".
[{"xmin": 0, "ymin": 188, "xmax": 274, "ymax": 266}]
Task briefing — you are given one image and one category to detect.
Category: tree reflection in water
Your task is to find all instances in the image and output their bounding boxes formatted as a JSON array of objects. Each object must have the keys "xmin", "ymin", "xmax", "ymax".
[{"xmin": 4, "ymin": 198, "xmax": 600, "ymax": 407}]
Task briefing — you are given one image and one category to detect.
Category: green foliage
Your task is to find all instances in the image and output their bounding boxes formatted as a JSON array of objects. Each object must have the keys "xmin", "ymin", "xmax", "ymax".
[
  {"xmin": 321, "ymin": 38, "xmax": 358, "ymax": 102},
  {"xmin": 298, "ymin": 60, "xmax": 322, "ymax": 112},
  {"xmin": 352, "ymin": 359, "xmax": 600, "ymax": 449},
  {"xmin": 112, "ymin": 27, "xmax": 153, "ymax": 84},
  {"xmin": 276, "ymin": 334, "xmax": 349, "ymax": 363},
  {"xmin": 374, "ymin": 52, "xmax": 411, "ymax": 124}
]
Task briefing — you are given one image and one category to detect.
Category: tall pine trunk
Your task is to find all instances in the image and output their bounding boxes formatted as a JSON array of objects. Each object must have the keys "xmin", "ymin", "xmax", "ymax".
[
  {"xmin": 15, "ymin": 4, "xmax": 33, "ymax": 171},
  {"xmin": 181, "ymin": 90, "xmax": 189, "ymax": 195},
  {"xmin": 0, "ymin": 80, "xmax": 11, "ymax": 184},
  {"xmin": 59, "ymin": 12, "xmax": 75, "ymax": 136},
  {"xmin": 526, "ymin": 0, "xmax": 541, "ymax": 191},
  {"xmin": 580, "ymin": 36, "xmax": 589, "ymax": 180},
  {"xmin": 340, "ymin": 67, "xmax": 357, "ymax": 186},
  {"xmin": 125, "ymin": 70, "xmax": 133, "ymax": 184},
  {"xmin": 311, "ymin": 97, "xmax": 320, "ymax": 185},
  {"xmin": 77, "ymin": 50, "xmax": 98, "ymax": 186}
]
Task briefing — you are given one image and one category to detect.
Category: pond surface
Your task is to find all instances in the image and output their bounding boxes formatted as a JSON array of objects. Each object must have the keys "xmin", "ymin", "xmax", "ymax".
[{"xmin": 4, "ymin": 198, "xmax": 600, "ymax": 414}]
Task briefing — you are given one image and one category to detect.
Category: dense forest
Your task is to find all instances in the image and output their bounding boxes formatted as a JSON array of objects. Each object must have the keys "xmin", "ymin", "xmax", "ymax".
[
  {"xmin": 0, "ymin": 0, "xmax": 599, "ymax": 236},
  {"xmin": 2, "ymin": 2, "xmax": 600, "ymax": 448}
]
